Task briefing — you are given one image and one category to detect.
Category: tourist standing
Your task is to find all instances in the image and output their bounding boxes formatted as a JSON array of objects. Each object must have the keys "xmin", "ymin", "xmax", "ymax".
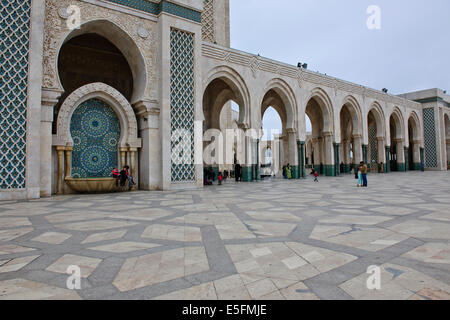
[
  {"xmin": 360, "ymin": 161, "xmax": 368, "ymax": 187},
  {"xmin": 314, "ymin": 170, "xmax": 319, "ymax": 182},
  {"xmin": 286, "ymin": 163, "xmax": 292, "ymax": 180}
]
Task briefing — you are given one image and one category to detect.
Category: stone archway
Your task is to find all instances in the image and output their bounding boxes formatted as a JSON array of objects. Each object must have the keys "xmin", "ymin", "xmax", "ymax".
[
  {"xmin": 56, "ymin": 19, "xmax": 147, "ymax": 104},
  {"xmin": 202, "ymin": 66, "xmax": 251, "ymax": 182},
  {"xmin": 260, "ymin": 79, "xmax": 298, "ymax": 179},
  {"xmin": 389, "ymin": 108, "xmax": 405, "ymax": 171},
  {"xmin": 305, "ymin": 88, "xmax": 335, "ymax": 176},
  {"xmin": 54, "ymin": 83, "xmax": 141, "ymax": 194},
  {"xmin": 408, "ymin": 111, "xmax": 422, "ymax": 170},
  {"xmin": 367, "ymin": 103, "xmax": 386, "ymax": 173},
  {"xmin": 339, "ymin": 96, "xmax": 363, "ymax": 173}
]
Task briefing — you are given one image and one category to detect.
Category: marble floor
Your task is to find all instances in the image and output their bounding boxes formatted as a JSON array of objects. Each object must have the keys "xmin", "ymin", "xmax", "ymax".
[{"xmin": 0, "ymin": 171, "xmax": 449, "ymax": 300}]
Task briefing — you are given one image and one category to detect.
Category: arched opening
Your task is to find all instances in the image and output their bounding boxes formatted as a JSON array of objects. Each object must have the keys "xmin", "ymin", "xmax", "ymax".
[
  {"xmin": 445, "ymin": 114, "xmax": 450, "ymax": 169},
  {"xmin": 408, "ymin": 113, "xmax": 421, "ymax": 170},
  {"xmin": 389, "ymin": 110, "xmax": 405, "ymax": 172},
  {"xmin": 367, "ymin": 107, "xmax": 385, "ymax": 173},
  {"xmin": 261, "ymin": 106, "xmax": 282, "ymax": 178},
  {"xmin": 305, "ymin": 95, "xmax": 334, "ymax": 176},
  {"xmin": 70, "ymin": 98, "xmax": 120, "ymax": 178},
  {"xmin": 339, "ymin": 100, "xmax": 362, "ymax": 174},
  {"xmin": 261, "ymin": 86, "xmax": 296, "ymax": 179},
  {"xmin": 56, "ymin": 33, "xmax": 134, "ymax": 134},
  {"xmin": 202, "ymin": 76, "xmax": 248, "ymax": 183}
]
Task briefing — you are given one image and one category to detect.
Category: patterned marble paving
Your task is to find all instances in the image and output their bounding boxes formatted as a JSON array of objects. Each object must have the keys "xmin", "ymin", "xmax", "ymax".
[{"xmin": 0, "ymin": 171, "xmax": 449, "ymax": 300}]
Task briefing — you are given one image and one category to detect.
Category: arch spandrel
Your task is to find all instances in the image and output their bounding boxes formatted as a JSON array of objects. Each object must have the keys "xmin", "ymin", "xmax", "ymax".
[{"xmin": 55, "ymin": 83, "xmax": 141, "ymax": 149}]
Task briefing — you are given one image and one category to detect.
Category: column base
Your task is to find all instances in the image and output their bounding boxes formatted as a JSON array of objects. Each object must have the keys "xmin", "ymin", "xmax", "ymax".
[
  {"xmin": 325, "ymin": 165, "xmax": 336, "ymax": 177},
  {"xmin": 397, "ymin": 163, "xmax": 406, "ymax": 172},
  {"xmin": 412, "ymin": 163, "xmax": 421, "ymax": 171},
  {"xmin": 291, "ymin": 165, "xmax": 299, "ymax": 179},
  {"xmin": 343, "ymin": 164, "xmax": 351, "ymax": 173},
  {"xmin": 241, "ymin": 166, "xmax": 253, "ymax": 182}
]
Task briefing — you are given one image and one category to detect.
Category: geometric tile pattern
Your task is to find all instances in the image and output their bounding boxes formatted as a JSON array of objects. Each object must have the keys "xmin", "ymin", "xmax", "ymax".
[
  {"xmin": 70, "ymin": 99, "xmax": 120, "ymax": 178},
  {"xmin": 0, "ymin": 172, "xmax": 449, "ymax": 300},
  {"xmin": 105, "ymin": 0, "xmax": 202, "ymax": 23},
  {"xmin": 423, "ymin": 108, "xmax": 437, "ymax": 168},
  {"xmin": 170, "ymin": 28, "xmax": 196, "ymax": 182},
  {"xmin": 0, "ymin": 0, "xmax": 31, "ymax": 189},
  {"xmin": 202, "ymin": 0, "xmax": 215, "ymax": 42},
  {"xmin": 369, "ymin": 124, "xmax": 377, "ymax": 163}
]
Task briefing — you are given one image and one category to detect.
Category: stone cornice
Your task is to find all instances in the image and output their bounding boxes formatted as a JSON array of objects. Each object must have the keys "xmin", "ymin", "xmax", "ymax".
[{"xmin": 202, "ymin": 42, "xmax": 422, "ymax": 110}]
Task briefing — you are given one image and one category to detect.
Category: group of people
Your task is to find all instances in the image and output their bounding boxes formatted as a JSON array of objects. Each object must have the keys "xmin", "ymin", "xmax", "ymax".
[
  {"xmin": 204, "ymin": 168, "xmax": 230, "ymax": 186},
  {"xmin": 308, "ymin": 161, "xmax": 369, "ymax": 187},
  {"xmin": 112, "ymin": 166, "xmax": 136, "ymax": 190}
]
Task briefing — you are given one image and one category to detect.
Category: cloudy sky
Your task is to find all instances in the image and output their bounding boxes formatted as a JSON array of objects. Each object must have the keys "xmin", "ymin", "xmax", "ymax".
[{"xmin": 229, "ymin": 0, "xmax": 450, "ymax": 136}]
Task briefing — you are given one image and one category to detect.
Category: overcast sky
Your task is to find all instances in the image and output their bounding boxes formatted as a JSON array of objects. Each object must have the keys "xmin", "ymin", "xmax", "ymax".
[{"xmin": 229, "ymin": 0, "xmax": 450, "ymax": 136}]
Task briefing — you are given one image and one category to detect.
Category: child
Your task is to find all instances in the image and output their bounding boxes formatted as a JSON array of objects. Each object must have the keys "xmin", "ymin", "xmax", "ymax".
[
  {"xmin": 314, "ymin": 170, "xmax": 319, "ymax": 183},
  {"xmin": 218, "ymin": 172, "xmax": 223, "ymax": 185}
]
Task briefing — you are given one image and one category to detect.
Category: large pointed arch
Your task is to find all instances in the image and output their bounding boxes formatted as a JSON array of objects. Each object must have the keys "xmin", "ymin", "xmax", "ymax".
[
  {"xmin": 261, "ymin": 78, "xmax": 298, "ymax": 131},
  {"xmin": 57, "ymin": 19, "xmax": 147, "ymax": 104},
  {"xmin": 305, "ymin": 87, "xmax": 334, "ymax": 133},
  {"xmin": 203, "ymin": 65, "xmax": 251, "ymax": 128}
]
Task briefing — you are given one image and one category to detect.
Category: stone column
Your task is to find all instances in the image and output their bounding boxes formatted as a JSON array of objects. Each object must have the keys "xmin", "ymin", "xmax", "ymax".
[
  {"xmin": 64, "ymin": 147, "xmax": 72, "ymax": 178},
  {"xmin": 120, "ymin": 148, "xmax": 127, "ymax": 168},
  {"xmin": 287, "ymin": 130, "xmax": 298, "ymax": 178},
  {"xmin": 334, "ymin": 143, "xmax": 340, "ymax": 176},
  {"xmin": 362, "ymin": 144, "xmax": 368, "ymax": 165},
  {"xmin": 134, "ymin": 102, "xmax": 161, "ymax": 190},
  {"xmin": 297, "ymin": 141, "xmax": 306, "ymax": 179},
  {"xmin": 395, "ymin": 138, "xmax": 405, "ymax": 172},
  {"xmin": 377, "ymin": 137, "xmax": 386, "ymax": 173},
  {"xmin": 56, "ymin": 146, "xmax": 65, "ymax": 195},
  {"xmin": 404, "ymin": 146, "xmax": 409, "ymax": 171},
  {"xmin": 129, "ymin": 147, "xmax": 137, "ymax": 189},
  {"xmin": 352, "ymin": 135, "xmax": 363, "ymax": 166},
  {"xmin": 323, "ymin": 132, "xmax": 335, "ymax": 176},
  {"xmin": 40, "ymin": 88, "xmax": 63, "ymax": 197},
  {"xmin": 385, "ymin": 146, "xmax": 391, "ymax": 173},
  {"xmin": 410, "ymin": 140, "xmax": 421, "ymax": 170}
]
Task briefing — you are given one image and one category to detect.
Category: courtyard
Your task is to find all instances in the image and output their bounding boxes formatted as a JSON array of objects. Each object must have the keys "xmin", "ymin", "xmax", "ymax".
[{"xmin": 0, "ymin": 171, "xmax": 449, "ymax": 300}]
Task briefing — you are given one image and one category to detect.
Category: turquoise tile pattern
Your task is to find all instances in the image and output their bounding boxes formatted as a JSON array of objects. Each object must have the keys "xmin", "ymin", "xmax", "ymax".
[
  {"xmin": 106, "ymin": 0, "xmax": 202, "ymax": 22},
  {"xmin": 70, "ymin": 99, "xmax": 120, "ymax": 178},
  {"xmin": 170, "ymin": 28, "xmax": 196, "ymax": 182},
  {"xmin": 423, "ymin": 108, "xmax": 437, "ymax": 168},
  {"xmin": 0, "ymin": 0, "xmax": 31, "ymax": 189}
]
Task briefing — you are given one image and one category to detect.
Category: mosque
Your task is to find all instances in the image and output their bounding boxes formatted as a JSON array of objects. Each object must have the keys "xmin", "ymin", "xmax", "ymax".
[{"xmin": 1, "ymin": 0, "xmax": 449, "ymax": 200}]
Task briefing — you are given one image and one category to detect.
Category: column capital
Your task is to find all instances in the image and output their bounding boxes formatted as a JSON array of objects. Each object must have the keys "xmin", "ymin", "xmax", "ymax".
[
  {"xmin": 41, "ymin": 88, "xmax": 63, "ymax": 107},
  {"xmin": 56, "ymin": 146, "xmax": 66, "ymax": 152},
  {"xmin": 394, "ymin": 138, "xmax": 404, "ymax": 143},
  {"xmin": 133, "ymin": 99, "xmax": 160, "ymax": 118},
  {"xmin": 323, "ymin": 131, "xmax": 333, "ymax": 137},
  {"xmin": 352, "ymin": 134, "xmax": 362, "ymax": 139},
  {"xmin": 376, "ymin": 137, "xmax": 386, "ymax": 142}
]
